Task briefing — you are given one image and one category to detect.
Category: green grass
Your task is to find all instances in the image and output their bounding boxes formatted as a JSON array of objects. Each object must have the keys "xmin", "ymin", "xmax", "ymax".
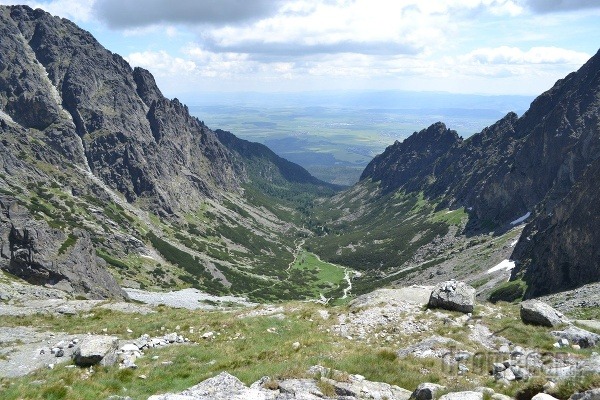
[
  {"xmin": 96, "ymin": 250, "xmax": 129, "ymax": 270},
  {"xmin": 488, "ymin": 280, "xmax": 527, "ymax": 303},
  {"xmin": 483, "ymin": 303, "xmax": 558, "ymax": 351},
  {"xmin": 430, "ymin": 207, "xmax": 468, "ymax": 225},
  {"xmin": 288, "ymin": 250, "xmax": 346, "ymax": 297}
]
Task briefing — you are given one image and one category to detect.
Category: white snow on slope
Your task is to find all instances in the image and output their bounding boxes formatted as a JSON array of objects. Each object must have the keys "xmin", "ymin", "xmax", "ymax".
[
  {"xmin": 510, "ymin": 211, "xmax": 531, "ymax": 225},
  {"xmin": 487, "ymin": 259, "xmax": 515, "ymax": 274}
]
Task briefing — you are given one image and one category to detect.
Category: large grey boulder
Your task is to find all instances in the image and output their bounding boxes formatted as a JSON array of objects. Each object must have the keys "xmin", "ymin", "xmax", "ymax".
[
  {"xmin": 428, "ymin": 280, "xmax": 476, "ymax": 313},
  {"xmin": 439, "ymin": 391, "xmax": 482, "ymax": 400},
  {"xmin": 148, "ymin": 371, "xmax": 275, "ymax": 400},
  {"xmin": 411, "ymin": 383, "xmax": 446, "ymax": 400},
  {"xmin": 552, "ymin": 325, "xmax": 600, "ymax": 348},
  {"xmin": 570, "ymin": 389, "xmax": 600, "ymax": 400},
  {"xmin": 520, "ymin": 300, "xmax": 569, "ymax": 327},
  {"xmin": 72, "ymin": 336, "xmax": 119, "ymax": 367}
]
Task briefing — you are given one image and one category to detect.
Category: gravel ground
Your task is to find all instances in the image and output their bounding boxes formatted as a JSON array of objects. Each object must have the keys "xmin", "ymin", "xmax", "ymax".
[
  {"xmin": 0, "ymin": 327, "xmax": 88, "ymax": 378},
  {"xmin": 125, "ymin": 288, "xmax": 257, "ymax": 310},
  {"xmin": 537, "ymin": 282, "xmax": 600, "ymax": 313}
]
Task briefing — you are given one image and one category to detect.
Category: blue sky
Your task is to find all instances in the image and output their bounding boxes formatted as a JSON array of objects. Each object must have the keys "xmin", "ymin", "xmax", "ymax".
[{"xmin": 3, "ymin": 0, "xmax": 600, "ymax": 98}]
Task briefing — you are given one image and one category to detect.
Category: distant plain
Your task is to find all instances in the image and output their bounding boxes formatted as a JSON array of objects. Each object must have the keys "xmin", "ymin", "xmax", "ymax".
[{"xmin": 188, "ymin": 91, "xmax": 533, "ymax": 185}]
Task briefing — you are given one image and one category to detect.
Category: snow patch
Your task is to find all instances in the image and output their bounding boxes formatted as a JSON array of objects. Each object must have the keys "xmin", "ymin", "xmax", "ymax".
[
  {"xmin": 510, "ymin": 239, "xmax": 519, "ymax": 247},
  {"xmin": 487, "ymin": 259, "xmax": 515, "ymax": 274},
  {"xmin": 0, "ymin": 110, "xmax": 15, "ymax": 124},
  {"xmin": 510, "ymin": 211, "xmax": 531, "ymax": 225}
]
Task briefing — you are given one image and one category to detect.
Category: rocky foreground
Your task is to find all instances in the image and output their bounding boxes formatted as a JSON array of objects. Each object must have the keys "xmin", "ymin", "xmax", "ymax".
[{"xmin": 1, "ymin": 279, "xmax": 600, "ymax": 399}]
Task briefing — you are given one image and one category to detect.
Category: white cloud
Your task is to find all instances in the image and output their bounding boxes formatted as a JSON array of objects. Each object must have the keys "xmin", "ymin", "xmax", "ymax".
[
  {"xmin": 0, "ymin": 0, "xmax": 95, "ymax": 22},
  {"xmin": 198, "ymin": 0, "xmax": 526, "ymax": 58},
  {"xmin": 460, "ymin": 46, "xmax": 590, "ymax": 65},
  {"xmin": 125, "ymin": 51, "xmax": 196, "ymax": 75},
  {"xmin": 1, "ymin": 0, "xmax": 595, "ymax": 96}
]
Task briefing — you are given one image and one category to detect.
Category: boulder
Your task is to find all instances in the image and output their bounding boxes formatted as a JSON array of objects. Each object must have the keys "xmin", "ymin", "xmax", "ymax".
[
  {"xmin": 412, "ymin": 383, "xmax": 446, "ymax": 400},
  {"xmin": 397, "ymin": 335, "xmax": 462, "ymax": 359},
  {"xmin": 439, "ymin": 391, "xmax": 483, "ymax": 400},
  {"xmin": 120, "ymin": 344, "xmax": 140, "ymax": 352},
  {"xmin": 520, "ymin": 300, "xmax": 569, "ymax": 327},
  {"xmin": 72, "ymin": 336, "xmax": 119, "ymax": 367},
  {"xmin": 551, "ymin": 326, "xmax": 600, "ymax": 348},
  {"xmin": 495, "ymin": 368, "xmax": 515, "ymax": 382},
  {"xmin": 148, "ymin": 372, "xmax": 270, "ymax": 400},
  {"xmin": 532, "ymin": 394, "xmax": 560, "ymax": 400},
  {"xmin": 428, "ymin": 281, "xmax": 476, "ymax": 313},
  {"xmin": 147, "ymin": 366, "xmax": 413, "ymax": 399},
  {"xmin": 569, "ymin": 389, "xmax": 600, "ymax": 400}
]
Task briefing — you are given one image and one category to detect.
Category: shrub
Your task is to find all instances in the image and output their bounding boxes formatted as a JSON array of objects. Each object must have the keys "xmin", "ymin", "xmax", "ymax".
[
  {"xmin": 489, "ymin": 280, "xmax": 527, "ymax": 303},
  {"xmin": 96, "ymin": 251, "xmax": 129, "ymax": 270},
  {"xmin": 58, "ymin": 234, "xmax": 78, "ymax": 255}
]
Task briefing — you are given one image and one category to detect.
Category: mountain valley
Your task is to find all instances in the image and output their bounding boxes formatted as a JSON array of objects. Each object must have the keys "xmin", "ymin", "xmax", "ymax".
[{"xmin": 0, "ymin": 4, "xmax": 600, "ymax": 400}]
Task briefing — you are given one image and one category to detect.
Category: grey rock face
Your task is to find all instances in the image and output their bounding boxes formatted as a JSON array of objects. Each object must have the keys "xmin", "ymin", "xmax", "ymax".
[
  {"xmin": 512, "ymin": 156, "xmax": 600, "ymax": 297},
  {"xmin": 520, "ymin": 300, "xmax": 569, "ymax": 327},
  {"xmin": 0, "ymin": 5, "xmax": 242, "ymax": 217},
  {"xmin": 552, "ymin": 326, "xmax": 600, "ymax": 348},
  {"xmin": 72, "ymin": 336, "xmax": 119, "ymax": 367},
  {"xmin": 428, "ymin": 280, "xmax": 476, "ymax": 313},
  {"xmin": 361, "ymin": 122, "xmax": 461, "ymax": 194},
  {"xmin": 0, "ymin": 196, "xmax": 127, "ymax": 299}
]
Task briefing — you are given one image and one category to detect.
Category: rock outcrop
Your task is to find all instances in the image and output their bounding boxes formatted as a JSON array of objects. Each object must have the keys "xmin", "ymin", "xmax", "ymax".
[
  {"xmin": 520, "ymin": 300, "xmax": 569, "ymax": 327},
  {"xmin": 72, "ymin": 336, "xmax": 119, "ymax": 367},
  {"xmin": 149, "ymin": 366, "xmax": 412, "ymax": 400},
  {"xmin": 428, "ymin": 280, "xmax": 476, "ymax": 313},
  {"xmin": 569, "ymin": 389, "xmax": 600, "ymax": 400},
  {"xmin": 411, "ymin": 383, "xmax": 446, "ymax": 400},
  {"xmin": 551, "ymin": 326, "xmax": 600, "ymax": 348},
  {"xmin": 360, "ymin": 122, "xmax": 461, "ymax": 194},
  {"xmin": 0, "ymin": 196, "xmax": 127, "ymax": 299}
]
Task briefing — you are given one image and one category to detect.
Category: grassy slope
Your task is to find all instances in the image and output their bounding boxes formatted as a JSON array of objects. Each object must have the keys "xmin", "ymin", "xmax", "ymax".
[{"xmin": 305, "ymin": 179, "xmax": 525, "ymax": 299}]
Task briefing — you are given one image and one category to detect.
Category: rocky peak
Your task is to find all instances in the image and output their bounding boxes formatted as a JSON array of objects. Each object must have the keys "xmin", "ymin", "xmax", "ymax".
[
  {"xmin": 133, "ymin": 67, "xmax": 164, "ymax": 108},
  {"xmin": 360, "ymin": 122, "xmax": 461, "ymax": 193}
]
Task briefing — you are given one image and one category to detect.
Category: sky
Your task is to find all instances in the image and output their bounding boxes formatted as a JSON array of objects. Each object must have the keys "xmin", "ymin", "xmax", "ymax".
[{"xmin": 2, "ymin": 0, "xmax": 600, "ymax": 98}]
